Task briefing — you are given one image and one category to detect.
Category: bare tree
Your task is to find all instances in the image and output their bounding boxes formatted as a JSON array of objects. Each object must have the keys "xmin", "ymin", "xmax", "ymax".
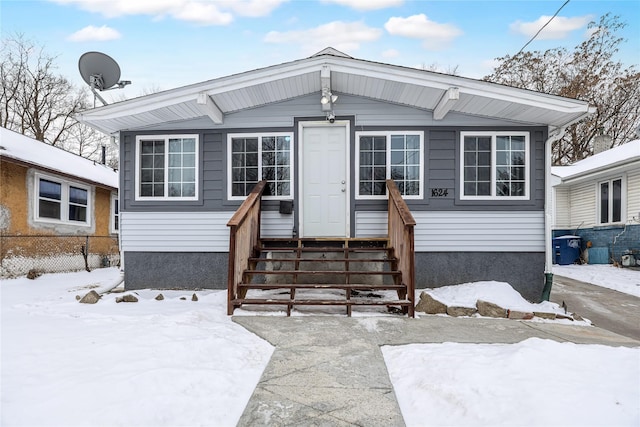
[
  {"xmin": 0, "ymin": 34, "xmax": 97, "ymax": 149},
  {"xmin": 485, "ymin": 14, "xmax": 640, "ymax": 165}
]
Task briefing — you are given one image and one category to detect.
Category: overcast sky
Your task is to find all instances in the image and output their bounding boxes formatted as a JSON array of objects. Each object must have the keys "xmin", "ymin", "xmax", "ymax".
[{"xmin": 2, "ymin": 0, "xmax": 638, "ymax": 102}]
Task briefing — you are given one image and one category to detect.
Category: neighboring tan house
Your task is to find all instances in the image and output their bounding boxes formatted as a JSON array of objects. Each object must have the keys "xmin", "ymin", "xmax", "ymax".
[
  {"xmin": 0, "ymin": 127, "xmax": 119, "ymax": 277},
  {"xmin": 552, "ymin": 139, "xmax": 640, "ymax": 265},
  {"xmin": 76, "ymin": 48, "xmax": 592, "ymax": 306}
]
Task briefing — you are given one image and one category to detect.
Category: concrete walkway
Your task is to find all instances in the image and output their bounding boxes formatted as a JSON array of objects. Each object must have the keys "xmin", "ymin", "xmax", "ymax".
[
  {"xmin": 233, "ymin": 315, "xmax": 638, "ymax": 426},
  {"xmin": 551, "ymin": 275, "xmax": 640, "ymax": 341}
]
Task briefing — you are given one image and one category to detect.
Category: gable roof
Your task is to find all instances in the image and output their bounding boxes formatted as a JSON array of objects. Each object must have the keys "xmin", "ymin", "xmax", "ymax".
[
  {"xmin": 0, "ymin": 127, "xmax": 119, "ymax": 190},
  {"xmin": 76, "ymin": 47, "xmax": 593, "ymax": 136},
  {"xmin": 552, "ymin": 139, "xmax": 640, "ymax": 182}
]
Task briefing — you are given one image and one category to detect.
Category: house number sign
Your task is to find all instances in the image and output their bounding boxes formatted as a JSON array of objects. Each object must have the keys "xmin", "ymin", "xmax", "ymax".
[{"xmin": 431, "ymin": 188, "xmax": 449, "ymax": 197}]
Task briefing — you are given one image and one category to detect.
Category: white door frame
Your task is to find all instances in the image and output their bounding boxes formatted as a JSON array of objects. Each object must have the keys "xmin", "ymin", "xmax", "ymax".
[{"xmin": 298, "ymin": 120, "xmax": 351, "ymax": 238}]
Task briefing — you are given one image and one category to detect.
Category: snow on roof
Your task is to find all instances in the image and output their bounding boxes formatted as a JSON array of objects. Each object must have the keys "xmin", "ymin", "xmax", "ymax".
[
  {"xmin": 552, "ymin": 139, "xmax": 640, "ymax": 180},
  {"xmin": 0, "ymin": 127, "xmax": 118, "ymax": 189}
]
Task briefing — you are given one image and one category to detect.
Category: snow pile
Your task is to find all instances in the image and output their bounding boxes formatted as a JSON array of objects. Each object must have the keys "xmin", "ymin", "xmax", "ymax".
[
  {"xmin": 420, "ymin": 280, "xmax": 569, "ymax": 315},
  {"xmin": 383, "ymin": 338, "xmax": 639, "ymax": 426}
]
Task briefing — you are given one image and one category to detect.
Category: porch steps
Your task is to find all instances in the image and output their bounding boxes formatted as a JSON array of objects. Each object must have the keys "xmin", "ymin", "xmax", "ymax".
[{"xmin": 230, "ymin": 238, "xmax": 412, "ymax": 316}]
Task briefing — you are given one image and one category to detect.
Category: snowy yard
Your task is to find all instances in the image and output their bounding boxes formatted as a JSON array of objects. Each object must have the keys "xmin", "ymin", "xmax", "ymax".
[{"xmin": 1, "ymin": 266, "xmax": 638, "ymax": 426}]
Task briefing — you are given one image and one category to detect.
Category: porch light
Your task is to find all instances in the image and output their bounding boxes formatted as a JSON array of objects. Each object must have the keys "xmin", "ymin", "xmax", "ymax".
[{"xmin": 320, "ymin": 89, "xmax": 338, "ymax": 105}]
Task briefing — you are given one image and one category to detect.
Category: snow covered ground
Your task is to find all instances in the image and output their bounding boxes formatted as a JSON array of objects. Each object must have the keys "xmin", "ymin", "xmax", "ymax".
[
  {"xmin": 553, "ymin": 264, "xmax": 640, "ymax": 297},
  {"xmin": 1, "ymin": 266, "xmax": 638, "ymax": 426}
]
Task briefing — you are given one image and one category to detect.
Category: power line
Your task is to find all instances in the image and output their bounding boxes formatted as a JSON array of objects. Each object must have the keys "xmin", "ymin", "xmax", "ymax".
[{"xmin": 516, "ymin": 0, "xmax": 571, "ymax": 55}]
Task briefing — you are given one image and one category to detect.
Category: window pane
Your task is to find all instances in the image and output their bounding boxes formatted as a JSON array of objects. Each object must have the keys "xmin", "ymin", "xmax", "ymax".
[
  {"xmin": 360, "ymin": 136, "xmax": 372, "ymax": 150},
  {"xmin": 153, "ymin": 155, "xmax": 164, "ymax": 168},
  {"xmin": 262, "ymin": 137, "xmax": 275, "ymax": 151},
  {"xmin": 169, "ymin": 169, "xmax": 182, "ymax": 182},
  {"xmin": 477, "ymin": 137, "xmax": 491, "ymax": 151},
  {"xmin": 69, "ymin": 187, "xmax": 87, "ymax": 205},
  {"xmin": 374, "ymin": 167, "xmax": 386, "ymax": 180},
  {"xmin": 277, "ymin": 167, "xmax": 290, "ymax": 180},
  {"xmin": 183, "ymin": 138, "xmax": 196, "ymax": 152},
  {"xmin": 245, "ymin": 138, "xmax": 259, "ymax": 152},
  {"xmin": 140, "ymin": 184, "xmax": 153, "ymax": 197},
  {"xmin": 39, "ymin": 200, "xmax": 61, "ymax": 219},
  {"xmin": 262, "ymin": 167, "xmax": 275, "ymax": 180},
  {"xmin": 600, "ymin": 182, "xmax": 609, "ymax": 223},
  {"xmin": 169, "ymin": 139, "xmax": 182, "ymax": 153},
  {"xmin": 182, "ymin": 183, "xmax": 195, "ymax": 197},
  {"xmin": 390, "ymin": 135, "xmax": 404, "ymax": 150},
  {"xmin": 359, "ymin": 182, "xmax": 371, "ymax": 195},
  {"xmin": 183, "ymin": 154, "xmax": 195, "ymax": 167},
  {"xmin": 169, "ymin": 153, "xmax": 181, "ymax": 167},
  {"xmin": 277, "ymin": 182, "xmax": 290, "ymax": 196},
  {"xmin": 406, "ymin": 135, "xmax": 420, "ymax": 149},
  {"xmin": 373, "ymin": 182, "xmax": 386, "ymax": 195},
  {"xmin": 477, "ymin": 182, "xmax": 490, "ymax": 195},
  {"xmin": 391, "ymin": 151, "xmax": 403, "ymax": 165},
  {"xmin": 154, "ymin": 184, "xmax": 164, "ymax": 197},
  {"xmin": 612, "ymin": 179, "xmax": 622, "ymax": 222},
  {"xmin": 406, "ymin": 166, "xmax": 419, "ymax": 180},
  {"xmin": 360, "ymin": 152, "xmax": 372, "ymax": 165},
  {"xmin": 69, "ymin": 205, "xmax": 87, "ymax": 222},
  {"xmin": 390, "ymin": 166, "xmax": 404, "ymax": 180},
  {"xmin": 232, "ymin": 183, "xmax": 245, "ymax": 197},
  {"xmin": 183, "ymin": 168, "xmax": 196, "ymax": 183},
  {"xmin": 246, "ymin": 153, "xmax": 258, "ymax": 166},
  {"xmin": 478, "ymin": 167, "xmax": 491, "ymax": 181},
  {"xmin": 39, "ymin": 180, "xmax": 61, "ymax": 200},
  {"xmin": 276, "ymin": 136, "xmax": 290, "ymax": 151},
  {"xmin": 496, "ymin": 136, "xmax": 509, "ymax": 151},
  {"xmin": 373, "ymin": 137, "xmax": 386, "ymax": 151}
]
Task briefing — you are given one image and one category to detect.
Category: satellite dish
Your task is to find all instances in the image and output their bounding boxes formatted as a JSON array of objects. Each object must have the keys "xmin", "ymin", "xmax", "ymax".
[{"xmin": 78, "ymin": 51, "xmax": 131, "ymax": 106}]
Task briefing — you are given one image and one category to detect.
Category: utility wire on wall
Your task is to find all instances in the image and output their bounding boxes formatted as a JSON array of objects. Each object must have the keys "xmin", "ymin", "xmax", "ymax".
[{"xmin": 516, "ymin": 0, "xmax": 571, "ymax": 55}]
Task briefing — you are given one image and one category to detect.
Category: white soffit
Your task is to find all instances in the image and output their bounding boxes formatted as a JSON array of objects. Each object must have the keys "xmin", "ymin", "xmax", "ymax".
[{"xmin": 76, "ymin": 50, "xmax": 592, "ymax": 135}]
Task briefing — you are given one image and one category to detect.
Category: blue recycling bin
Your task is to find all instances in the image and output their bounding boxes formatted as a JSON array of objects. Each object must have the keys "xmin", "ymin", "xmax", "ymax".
[{"xmin": 553, "ymin": 235, "xmax": 582, "ymax": 265}]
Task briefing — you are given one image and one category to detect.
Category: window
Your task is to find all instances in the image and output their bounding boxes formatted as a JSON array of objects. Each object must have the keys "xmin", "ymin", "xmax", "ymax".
[
  {"xmin": 35, "ymin": 174, "xmax": 91, "ymax": 226},
  {"xmin": 599, "ymin": 178, "xmax": 623, "ymax": 224},
  {"xmin": 228, "ymin": 133, "xmax": 293, "ymax": 199},
  {"xmin": 460, "ymin": 132, "xmax": 529, "ymax": 200},
  {"xmin": 136, "ymin": 135, "xmax": 198, "ymax": 200},
  {"xmin": 111, "ymin": 194, "xmax": 119, "ymax": 234},
  {"xmin": 356, "ymin": 132, "xmax": 423, "ymax": 199}
]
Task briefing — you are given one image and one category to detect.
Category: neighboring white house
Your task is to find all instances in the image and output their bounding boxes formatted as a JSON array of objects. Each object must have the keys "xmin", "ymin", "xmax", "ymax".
[{"xmin": 552, "ymin": 139, "xmax": 640, "ymax": 265}]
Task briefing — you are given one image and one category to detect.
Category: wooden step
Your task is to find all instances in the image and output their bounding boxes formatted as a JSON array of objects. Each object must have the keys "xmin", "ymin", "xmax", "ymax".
[
  {"xmin": 243, "ymin": 270, "xmax": 401, "ymax": 279},
  {"xmin": 239, "ymin": 283, "xmax": 406, "ymax": 290},
  {"xmin": 249, "ymin": 257, "xmax": 396, "ymax": 263},
  {"xmin": 232, "ymin": 298, "xmax": 412, "ymax": 306}
]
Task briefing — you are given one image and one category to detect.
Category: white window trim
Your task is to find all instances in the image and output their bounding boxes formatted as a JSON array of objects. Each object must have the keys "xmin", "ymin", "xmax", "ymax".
[
  {"xmin": 227, "ymin": 132, "xmax": 295, "ymax": 201},
  {"xmin": 110, "ymin": 193, "xmax": 119, "ymax": 234},
  {"xmin": 355, "ymin": 131, "xmax": 425, "ymax": 200},
  {"xmin": 597, "ymin": 176, "xmax": 626, "ymax": 225},
  {"xmin": 34, "ymin": 172, "xmax": 92, "ymax": 227},
  {"xmin": 459, "ymin": 131, "xmax": 530, "ymax": 201},
  {"xmin": 134, "ymin": 134, "xmax": 199, "ymax": 201}
]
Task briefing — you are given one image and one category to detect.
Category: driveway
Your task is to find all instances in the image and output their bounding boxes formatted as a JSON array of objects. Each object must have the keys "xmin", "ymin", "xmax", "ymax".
[{"xmin": 550, "ymin": 275, "xmax": 640, "ymax": 341}]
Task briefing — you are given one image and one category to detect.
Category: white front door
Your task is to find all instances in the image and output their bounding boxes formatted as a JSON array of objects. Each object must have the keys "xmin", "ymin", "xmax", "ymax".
[{"xmin": 300, "ymin": 123, "xmax": 349, "ymax": 237}]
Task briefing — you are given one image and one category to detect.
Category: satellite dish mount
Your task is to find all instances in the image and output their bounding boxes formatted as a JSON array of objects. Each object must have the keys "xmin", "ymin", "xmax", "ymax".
[{"xmin": 78, "ymin": 51, "xmax": 131, "ymax": 106}]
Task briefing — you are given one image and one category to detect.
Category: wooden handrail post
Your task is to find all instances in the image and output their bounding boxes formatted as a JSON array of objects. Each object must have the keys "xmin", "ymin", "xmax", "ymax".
[
  {"xmin": 386, "ymin": 180, "xmax": 416, "ymax": 317},
  {"xmin": 227, "ymin": 181, "xmax": 267, "ymax": 315}
]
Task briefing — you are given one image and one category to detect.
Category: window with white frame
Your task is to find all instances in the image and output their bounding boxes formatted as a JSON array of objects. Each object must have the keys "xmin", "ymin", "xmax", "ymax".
[
  {"xmin": 35, "ymin": 174, "xmax": 90, "ymax": 225},
  {"xmin": 228, "ymin": 133, "xmax": 293, "ymax": 199},
  {"xmin": 356, "ymin": 132, "xmax": 423, "ymax": 199},
  {"xmin": 136, "ymin": 135, "xmax": 198, "ymax": 200},
  {"xmin": 111, "ymin": 194, "xmax": 119, "ymax": 233},
  {"xmin": 460, "ymin": 132, "xmax": 529, "ymax": 200},
  {"xmin": 599, "ymin": 177, "xmax": 623, "ymax": 224}
]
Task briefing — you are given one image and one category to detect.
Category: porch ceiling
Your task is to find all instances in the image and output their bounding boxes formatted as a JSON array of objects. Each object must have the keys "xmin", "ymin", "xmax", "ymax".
[{"xmin": 76, "ymin": 49, "xmax": 592, "ymax": 135}]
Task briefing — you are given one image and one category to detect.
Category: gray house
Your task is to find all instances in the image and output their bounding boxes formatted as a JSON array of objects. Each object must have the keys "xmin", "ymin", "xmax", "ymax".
[{"xmin": 77, "ymin": 48, "xmax": 592, "ymax": 309}]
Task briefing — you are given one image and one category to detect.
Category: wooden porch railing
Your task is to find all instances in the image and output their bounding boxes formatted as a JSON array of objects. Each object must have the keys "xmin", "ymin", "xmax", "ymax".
[
  {"xmin": 386, "ymin": 179, "xmax": 417, "ymax": 317},
  {"xmin": 227, "ymin": 180, "xmax": 267, "ymax": 315}
]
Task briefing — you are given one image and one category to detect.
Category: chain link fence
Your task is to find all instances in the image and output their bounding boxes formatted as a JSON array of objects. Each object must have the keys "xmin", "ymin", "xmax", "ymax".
[{"xmin": 0, "ymin": 235, "xmax": 120, "ymax": 278}]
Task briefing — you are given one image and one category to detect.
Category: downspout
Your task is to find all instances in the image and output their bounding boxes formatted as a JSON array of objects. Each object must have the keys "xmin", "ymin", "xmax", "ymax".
[
  {"xmin": 541, "ymin": 105, "xmax": 595, "ymax": 300},
  {"xmin": 542, "ymin": 127, "xmax": 565, "ymax": 301}
]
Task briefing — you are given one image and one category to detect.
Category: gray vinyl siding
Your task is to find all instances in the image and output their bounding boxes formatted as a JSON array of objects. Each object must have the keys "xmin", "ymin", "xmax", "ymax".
[
  {"xmin": 119, "ymin": 93, "xmax": 548, "ymax": 247},
  {"xmin": 355, "ymin": 210, "xmax": 545, "ymax": 252},
  {"xmin": 120, "ymin": 211, "xmax": 294, "ymax": 252}
]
